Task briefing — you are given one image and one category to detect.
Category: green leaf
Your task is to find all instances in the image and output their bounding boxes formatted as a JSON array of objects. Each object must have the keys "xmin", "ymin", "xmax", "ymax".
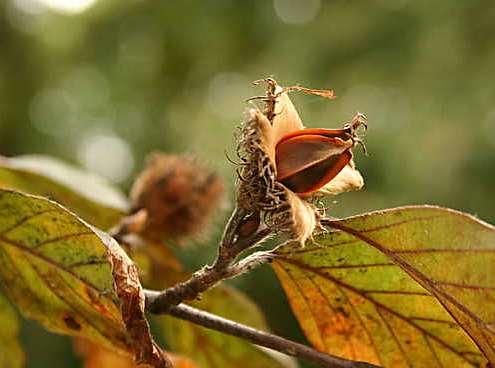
[
  {"xmin": 272, "ymin": 205, "xmax": 495, "ymax": 367},
  {"xmin": 159, "ymin": 285, "xmax": 297, "ymax": 368},
  {"xmin": 0, "ymin": 292, "xmax": 24, "ymax": 368},
  {"xmin": 0, "ymin": 190, "xmax": 170, "ymax": 367},
  {"xmin": 0, "ymin": 155, "xmax": 128, "ymax": 229}
]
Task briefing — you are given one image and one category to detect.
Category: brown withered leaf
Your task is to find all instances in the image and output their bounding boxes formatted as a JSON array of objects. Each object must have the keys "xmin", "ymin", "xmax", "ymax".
[
  {"xmin": 108, "ymin": 235, "xmax": 170, "ymax": 368},
  {"xmin": 0, "ymin": 190, "xmax": 170, "ymax": 367},
  {"xmin": 273, "ymin": 206, "xmax": 495, "ymax": 367}
]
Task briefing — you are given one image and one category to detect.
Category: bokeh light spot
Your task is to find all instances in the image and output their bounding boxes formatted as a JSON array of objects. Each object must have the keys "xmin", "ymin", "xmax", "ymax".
[
  {"xmin": 207, "ymin": 72, "xmax": 251, "ymax": 120},
  {"xmin": 10, "ymin": 0, "xmax": 45, "ymax": 15},
  {"xmin": 77, "ymin": 131, "xmax": 134, "ymax": 183},
  {"xmin": 29, "ymin": 88, "xmax": 77, "ymax": 137},
  {"xmin": 30, "ymin": 0, "xmax": 98, "ymax": 14},
  {"xmin": 273, "ymin": 0, "xmax": 321, "ymax": 25}
]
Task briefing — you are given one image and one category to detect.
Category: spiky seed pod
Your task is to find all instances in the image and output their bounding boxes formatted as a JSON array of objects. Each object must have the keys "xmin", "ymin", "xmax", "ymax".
[
  {"xmin": 129, "ymin": 153, "xmax": 224, "ymax": 243},
  {"xmin": 236, "ymin": 78, "xmax": 365, "ymax": 245}
]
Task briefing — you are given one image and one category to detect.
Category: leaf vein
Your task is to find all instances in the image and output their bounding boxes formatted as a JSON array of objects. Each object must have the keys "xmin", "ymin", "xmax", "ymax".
[
  {"xmin": 29, "ymin": 231, "xmax": 95, "ymax": 249},
  {"xmin": 306, "ymin": 273, "xmax": 357, "ymax": 357},
  {"xmin": 423, "ymin": 333, "xmax": 444, "ymax": 368},
  {"xmin": 0, "ymin": 235, "xmax": 110, "ymax": 297},
  {"xmin": 334, "ymin": 280, "xmax": 383, "ymax": 365},
  {"xmin": 275, "ymin": 262, "xmax": 326, "ymax": 351},
  {"xmin": 26, "ymin": 256, "xmax": 124, "ymax": 343},
  {"xmin": 0, "ymin": 209, "xmax": 58, "ymax": 235},
  {"xmin": 277, "ymin": 257, "xmax": 479, "ymax": 365},
  {"xmin": 329, "ymin": 221, "xmax": 495, "ymax": 361},
  {"xmin": 375, "ymin": 305, "xmax": 413, "ymax": 368}
]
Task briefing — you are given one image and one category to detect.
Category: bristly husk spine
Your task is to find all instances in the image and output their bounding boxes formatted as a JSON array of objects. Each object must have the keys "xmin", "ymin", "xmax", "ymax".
[{"xmin": 236, "ymin": 79, "xmax": 320, "ymax": 244}]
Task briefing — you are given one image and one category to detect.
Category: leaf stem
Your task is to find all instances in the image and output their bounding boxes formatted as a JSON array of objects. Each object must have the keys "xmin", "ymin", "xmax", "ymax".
[{"xmin": 145, "ymin": 300, "xmax": 379, "ymax": 368}]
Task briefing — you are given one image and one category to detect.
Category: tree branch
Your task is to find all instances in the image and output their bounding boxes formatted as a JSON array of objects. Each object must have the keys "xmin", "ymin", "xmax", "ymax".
[
  {"xmin": 146, "ymin": 206, "xmax": 272, "ymax": 311},
  {"xmin": 144, "ymin": 209, "xmax": 381, "ymax": 368},
  {"xmin": 146, "ymin": 299, "xmax": 379, "ymax": 368}
]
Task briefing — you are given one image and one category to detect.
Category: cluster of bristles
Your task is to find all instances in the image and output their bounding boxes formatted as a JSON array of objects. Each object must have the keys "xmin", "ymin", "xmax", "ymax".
[
  {"xmin": 129, "ymin": 153, "xmax": 224, "ymax": 244},
  {"xmin": 237, "ymin": 112, "xmax": 293, "ymax": 227},
  {"xmin": 235, "ymin": 81, "xmax": 322, "ymax": 238}
]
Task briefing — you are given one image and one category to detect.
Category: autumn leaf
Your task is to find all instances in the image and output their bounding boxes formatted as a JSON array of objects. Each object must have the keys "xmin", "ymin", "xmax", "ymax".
[
  {"xmin": 0, "ymin": 189, "xmax": 169, "ymax": 367},
  {"xmin": 0, "ymin": 292, "xmax": 24, "ymax": 368},
  {"xmin": 158, "ymin": 285, "xmax": 297, "ymax": 368},
  {"xmin": 0, "ymin": 155, "xmax": 128, "ymax": 229},
  {"xmin": 109, "ymin": 231, "xmax": 170, "ymax": 367},
  {"xmin": 75, "ymin": 339, "xmax": 199, "ymax": 368},
  {"xmin": 75, "ymin": 339, "xmax": 136, "ymax": 368},
  {"xmin": 272, "ymin": 205, "xmax": 495, "ymax": 367},
  {"xmin": 167, "ymin": 353, "xmax": 201, "ymax": 368}
]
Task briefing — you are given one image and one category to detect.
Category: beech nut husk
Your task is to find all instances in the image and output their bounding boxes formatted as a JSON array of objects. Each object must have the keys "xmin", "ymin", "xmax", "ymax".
[
  {"xmin": 236, "ymin": 78, "xmax": 365, "ymax": 244},
  {"xmin": 129, "ymin": 153, "xmax": 224, "ymax": 243}
]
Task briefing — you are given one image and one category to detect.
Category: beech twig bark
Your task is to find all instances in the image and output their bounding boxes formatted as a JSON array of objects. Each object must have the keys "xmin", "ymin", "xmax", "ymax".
[{"xmin": 146, "ymin": 207, "xmax": 271, "ymax": 311}]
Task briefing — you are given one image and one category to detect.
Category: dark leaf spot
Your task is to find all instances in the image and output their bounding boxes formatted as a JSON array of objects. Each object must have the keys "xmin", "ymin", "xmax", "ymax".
[{"xmin": 63, "ymin": 314, "xmax": 81, "ymax": 331}]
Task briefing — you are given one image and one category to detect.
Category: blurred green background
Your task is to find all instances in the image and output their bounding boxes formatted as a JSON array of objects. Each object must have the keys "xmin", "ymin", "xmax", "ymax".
[{"xmin": 1, "ymin": 0, "xmax": 494, "ymax": 367}]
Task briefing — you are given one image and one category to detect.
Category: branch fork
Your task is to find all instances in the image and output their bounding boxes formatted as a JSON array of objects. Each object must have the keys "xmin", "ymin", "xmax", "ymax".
[{"xmin": 146, "ymin": 206, "xmax": 272, "ymax": 311}]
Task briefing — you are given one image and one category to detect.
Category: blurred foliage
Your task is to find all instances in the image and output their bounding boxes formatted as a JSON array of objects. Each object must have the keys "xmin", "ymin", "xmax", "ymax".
[{"xmin": 1, "ymin": 0, "xmax": 494, "ymax": 367}]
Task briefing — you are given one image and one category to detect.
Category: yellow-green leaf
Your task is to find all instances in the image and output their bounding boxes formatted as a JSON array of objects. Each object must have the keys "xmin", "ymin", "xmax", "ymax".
[
  {"xmin": 0, "ymin": 190, "xmax": 170, "ymax": 367},
  {"xmin": 158, "ymin": 285, "xmax": 297, "ymax": 368},
  {"xmin": 0, "ymin": 155, "xmax": 128, "ymax": 229},
  {"xmin": 273, "ymin": 205, "xmax": 495, "ymax": 367},
  {"xmin": 0, "ymin": 292, "xmax": 24, "ymax": 368}
]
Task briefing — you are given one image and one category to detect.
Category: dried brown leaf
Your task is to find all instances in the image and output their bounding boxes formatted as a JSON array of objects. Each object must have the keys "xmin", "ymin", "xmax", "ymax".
[{"xmin": 108, "ymin": 237, "xmax": 171, "ymax": 368}]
